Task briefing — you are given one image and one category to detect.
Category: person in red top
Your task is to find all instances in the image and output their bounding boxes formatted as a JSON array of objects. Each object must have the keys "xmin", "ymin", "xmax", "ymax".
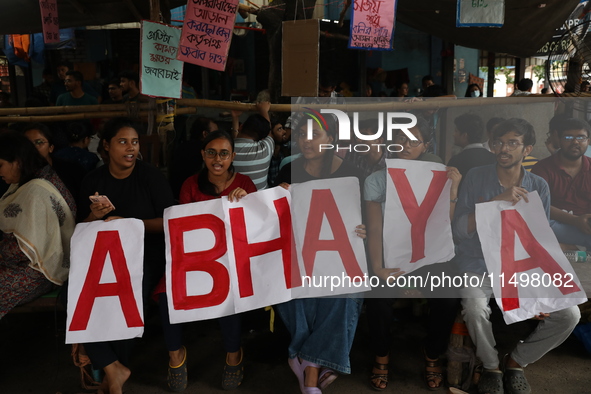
[
  {"xmin": 531, "ymin": 118, "xmax": 591, "ymax": 248},
  {"xmin": 155, "ymin": 130, "xmax": 256, "ymax": 392}
]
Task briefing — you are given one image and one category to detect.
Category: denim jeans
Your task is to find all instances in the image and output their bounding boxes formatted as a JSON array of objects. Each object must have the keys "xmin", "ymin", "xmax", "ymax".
[
  {"xmin": 550, "ymin": 220, "xmax": 591, "ymax": 249},
  {"xmin": 275, "ymin": 296, "xmax": 363, "ymax": 374}
]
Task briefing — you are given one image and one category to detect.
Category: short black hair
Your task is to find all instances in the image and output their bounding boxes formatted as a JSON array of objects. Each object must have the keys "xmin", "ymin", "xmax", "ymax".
[
  {"xmin": 66, "ymin": 70, "xmax": 84, "ymax": 83},
  {"xmin": 0, "ymin": 132, "xmax": 47, "ymax": 186},
  {"xmin": 241, "ymin": 114, "xmax": 271, "ymax": 141},
  {"xmin": 454, "ymin": 113, "xmax": 484, "ymax": 143},
  {"xmin": 517, "ymin": 78, "xmax": 533, "ymax": 91},
  {"xmin": 119, "ymin": 70, "xmax": 139, "ymax": 86},
  {"xmin": 556, "ymin": 118, "xmax": 591, "ymax": 137},
  {"xmin": 486, "ymin": 117, "xmax": 505, "ymax": 134},
  {"xmin": 189, "ymin": 117, "xmax": 217, "ymax": 141},
  {"xmin": 423, "ymin": 84, "xmax": 446, "ymax": 97},
  {"xmin": 492, "ymin": 118, "xmax": 536, "ymax": 147},
  {"xmin": 422, "ymin": 75, "xmax": 433, "ymax": 83},
  {"xmin": 108, "ymin": 78, "xmax": 121, "ymax": 87}
]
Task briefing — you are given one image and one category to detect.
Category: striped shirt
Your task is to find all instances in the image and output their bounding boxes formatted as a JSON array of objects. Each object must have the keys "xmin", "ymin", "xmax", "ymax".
[{"xmin": 233, "ymin": 135, "xmax": 274, "ymax": 190}]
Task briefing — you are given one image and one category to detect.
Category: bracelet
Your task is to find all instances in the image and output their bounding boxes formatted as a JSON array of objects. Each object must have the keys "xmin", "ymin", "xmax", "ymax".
[{"xmin": 450, "ymin": 198, "xmax": 458, "ymax": 203}]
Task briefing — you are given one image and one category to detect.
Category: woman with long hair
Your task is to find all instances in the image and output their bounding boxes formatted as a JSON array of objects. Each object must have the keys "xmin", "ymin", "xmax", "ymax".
[
  {"xmin": 0, "ymin": 132, "xmax": 75, "ymax": 318},
  {"xmin": 154, "ymin": 130, "xmax": 256, "ymax": 392},
  {"xmin": 274, "ymin": 112, "xmax": 366, "ymax": 394},
  {"xmin": 78, "ymin": 118, "xmax": 175, "ymax": 394}
]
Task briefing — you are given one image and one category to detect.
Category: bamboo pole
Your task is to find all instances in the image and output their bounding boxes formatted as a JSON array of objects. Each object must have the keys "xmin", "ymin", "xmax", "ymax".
[{"xmin": 0, "ymin": 95, "xmax": 582, "ymax": 123}]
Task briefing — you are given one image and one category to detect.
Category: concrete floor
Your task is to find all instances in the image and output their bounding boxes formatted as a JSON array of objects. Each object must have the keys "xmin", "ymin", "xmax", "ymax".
[{"xmin": 1, "ymin": 302, "xmax": 590, "ymax": 394}]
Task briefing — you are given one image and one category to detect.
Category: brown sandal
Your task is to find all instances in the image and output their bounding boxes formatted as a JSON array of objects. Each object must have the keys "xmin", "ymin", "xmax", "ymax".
[
  {"xmin": 369, "ymin": 362, "xmax": 389, "ymax": 391},
  {"xmin": 425, "ymin": 356, "xmax": 444, "ymax": 391},
  {"xmin": 71, "ymin": 343, "xmax": 101, "ymax": 390}
]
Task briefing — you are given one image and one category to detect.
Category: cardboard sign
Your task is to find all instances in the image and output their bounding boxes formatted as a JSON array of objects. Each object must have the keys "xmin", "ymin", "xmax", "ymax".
[
  {"xmin": 39, "ymin": 0, "xmax": 59, "ymax": 43},
  {"xmin": 290, "ymin": 177, "xmax": 369, "ymax": 298},
  {"xmin": 282, "ymin": 19, "xmax": 319, "ymax": 97},
  {"xmin": 140, "ymin": 20, "xmax": 184, "ymax": 98},
  {"xmin": 349, "ymin": 0, "xmax": 396, "ymax": 50},
  {"xmin": 177, "ymin": 0, "xmax": 238, "ymax": 71},
  {"xmin": 66, "ymin": 220, "xmax": 145, "ymax": 344},
  {"xmin": 383, "ymin": 159, "xmax": 455, "ymax": 273},
  {"xmin": 476, "ymin": 192, "xmax": 587, "ymax": 324},
  {"xmin": 457, "ymin": 0, "xmax": 505, "ymax": 27}
]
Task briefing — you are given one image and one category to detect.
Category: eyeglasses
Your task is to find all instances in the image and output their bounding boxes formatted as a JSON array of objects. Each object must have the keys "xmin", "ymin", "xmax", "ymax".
[
  {"xmin": 561, "ymin": 135, "xmax": 589, "ymax": 143},
  {"xmin": 33, "ymin": 139, "xmax": 48, "ymax": 146},
  {"xmin": 491, "ymin": 140, "xmax": 523, "ymax": 151},
  {"xmin": 204, "ymin": 149, "xmax": 231, "ymax": 160},
  {"xmin": 394, "ymin": 135, "xmax": 423, "ymax": 147}
]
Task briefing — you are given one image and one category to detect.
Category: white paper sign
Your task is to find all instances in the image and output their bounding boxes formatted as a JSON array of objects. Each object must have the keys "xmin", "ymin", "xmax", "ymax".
[
  {"xmin": 457, "ymin": 0, "xmax": 505, "ymax": 27},
  {"xmin": 66, "ymin": 219, "xmax": 145, "ymax": 344},
  {"xmin": 384, "ymin": 159, "xmax": 455, "ymax": 274},
  {"xmin": 290, "ymin": 177, "xmax": 369, "ymax": 298},
  {"xmin": 224, "ymin": 187, "xmax": 296, "ymax": 312},
  {"xmin": 476, "ymin": 192, "xmax": 587, "ymax": 324},
  {"xmin": 164, "ymin": 199, "xmax": 235, "ymax": 324}
]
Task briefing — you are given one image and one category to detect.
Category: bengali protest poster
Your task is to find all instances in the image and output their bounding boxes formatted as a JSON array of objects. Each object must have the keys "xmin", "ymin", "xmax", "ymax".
[
  {"xmin": 140, "ymin": 20, "xmax": 184, "ymax": 98},
  {"xmin": 348, "ymin": 0, "xmax": 396, "ymax": 50},
  {"xmin": 39, "ymin": 0, "xmax": 60, "ymax": 43},
  {"xmin": 177, "ymin": 0, "xmax": 239, "ymax": 71}
]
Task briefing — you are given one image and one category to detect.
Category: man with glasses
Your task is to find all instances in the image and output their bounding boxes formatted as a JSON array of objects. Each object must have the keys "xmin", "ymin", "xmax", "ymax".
[
  {"xmin": 532, "ymin": 118, "xmax": 591, "ymax": 249},
  {"xmin": 453, "ymin": 118, "xmax": 580, "ymax": 394}
]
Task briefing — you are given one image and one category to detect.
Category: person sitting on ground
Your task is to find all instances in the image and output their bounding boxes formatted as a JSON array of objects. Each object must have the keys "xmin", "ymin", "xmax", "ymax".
[
  {"xmin": 531, "ymin": 117, "xmax": 591, "ymax": 250},
  {"xmin": 0, "ymin": 132, "xmax": 76, "ymax": 318},
  {"xmin": 483, "ymin": 117, "xmax": 538, "ymax": 171},
  {"xmin": 169, "ymin": 117, "xmax": 219, "ymax": 199},
  {"xmin": 364, "ymin": 117, "xmax": 462, "ymax": 391},
  {"xmin": 78, "ymin": 118, "xmax": 175, "ymax": 394},
  {"xmin": 511, "ymin": 78, "xmax": 533, "ymax": 96},
  {"xmin": 232, "ymin": 101, "xmax": 274, "ymax": 190},
  {"xmin": 53, "ymin": 122, "xmax": 99, "ymax": 173},
  {"xmin": 154, "ymin": 130, "xmax": 255, "ymax": 392},
  {"xmin": 56, "ymin": 71, "xmax": 99, "ymax": 107},
  {"xmin": 545, "ymin": 113, "xmax": 591, "ymax": 157},
  {"xmin": 447, "ymin": 113, "xmax": 496, "ymax": 181},
  {"xmin": 22, "ymin": 123, "xmax": 86, "ymax": 205},
  {"xmin": 453, "ymin": 118, "xmax": 580, "ymax": 394}
]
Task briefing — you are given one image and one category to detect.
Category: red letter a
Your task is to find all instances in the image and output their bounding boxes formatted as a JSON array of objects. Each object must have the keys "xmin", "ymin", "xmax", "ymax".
[
  {"xmin": 302, "ymin": 189, "xmax": 364, "ymax": 278},
  {"xmin": 500, "ymin": 210, "xmax": 581, "ymax": 311},
  {"xmin": 69, "ymin": 231, "xmax": 143, "ymax": 331},
  {"xmin": 387, "ymin": 168, "xmax": 448, "ymax": 263},
  {"xmin": 169, "ymin": 214, "xmax": 230, "ymax": 310},
  {"xmin": 230, "ymin": 197, "xmax": 301, "ymax": 298}
]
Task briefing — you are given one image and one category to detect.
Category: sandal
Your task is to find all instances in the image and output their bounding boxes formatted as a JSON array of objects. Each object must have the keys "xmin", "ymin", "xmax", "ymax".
[
  {"xmin": 424, "ymin": 355, "xmax": 444, "ymax": 391},
  {"xmin": 168, "ymin": 346, "xmax": 188, "ymax": 392},
  {"xmin": 288, "ymin": 357, "xmax": 322, "ymax": 394},
  {"xmin": 478, "ymin": 370, "xmax": 504, "ymax": 394},
  {"xmin": 71, "ymin": 344, "xmax": 102, "ymax": 390},
  {"xmin": 222, "ymin": 348, "xmax": 244, "ymax": 390},
  {"xmin": 318, "ymin": 367, "xmax": 338, "ymax": 390},
  {"xmin": 369, "ymin": 362, "xmax": 388, "ymax": 391},
  {"xmin": 502, "ymin": 355, "xmax": 531, "ymax": 394}
]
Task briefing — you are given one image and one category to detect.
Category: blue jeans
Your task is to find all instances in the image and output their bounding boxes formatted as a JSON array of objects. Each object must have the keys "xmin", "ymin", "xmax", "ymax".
[
  {"xmin": 275, "ymin": 296, "xmax": 362, "ymax": 374},
  {"xmin": 550, "ymin": 220, "xmax": 591, "ymax": 249}
]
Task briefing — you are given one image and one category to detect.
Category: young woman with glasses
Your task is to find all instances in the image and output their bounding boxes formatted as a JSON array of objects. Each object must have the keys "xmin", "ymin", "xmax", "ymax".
[{"xmin": 153, "ymin": 130, "xmax": 256, "ymax": 392}]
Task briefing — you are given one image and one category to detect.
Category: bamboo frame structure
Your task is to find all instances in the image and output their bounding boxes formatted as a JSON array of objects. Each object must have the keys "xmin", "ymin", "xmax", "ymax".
[{"xmin": 0, "ymin": 94, "xmax": 586, "ymax": 123}]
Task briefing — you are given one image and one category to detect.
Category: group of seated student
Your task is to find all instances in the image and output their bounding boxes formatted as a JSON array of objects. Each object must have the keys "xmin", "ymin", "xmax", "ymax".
[{"xmin": 1, "ymin": 106, "xmax": 586, "ymax": 394}]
